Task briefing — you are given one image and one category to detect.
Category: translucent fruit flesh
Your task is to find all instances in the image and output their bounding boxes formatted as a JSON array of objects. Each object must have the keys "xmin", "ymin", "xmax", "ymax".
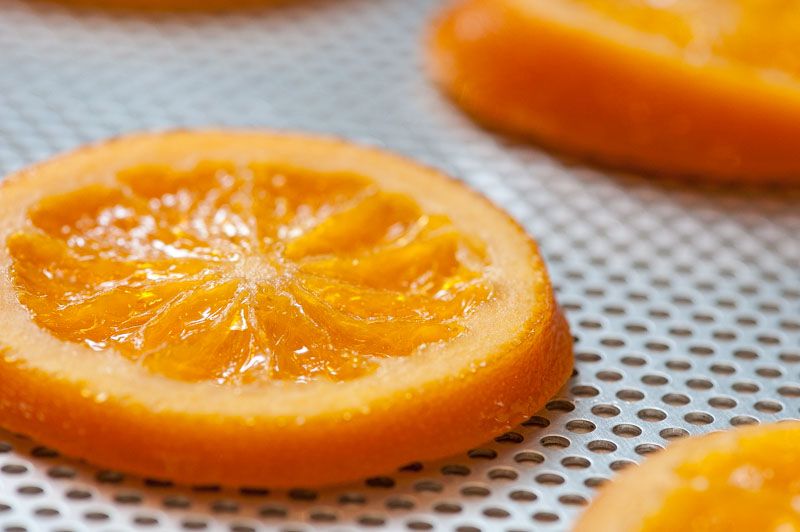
[
  {"xmin": 9, "ymin": 162, "xmax": 492, "ymax": 384},
  {"xmin": 641, "ymin": 424, "xmax": 800, "ymax": 531}
]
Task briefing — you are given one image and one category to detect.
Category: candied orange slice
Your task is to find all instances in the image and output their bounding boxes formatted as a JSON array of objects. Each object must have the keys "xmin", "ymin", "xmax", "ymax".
[
  {"xmin": 0, "ymin": 130, "xmax": 572, "ymax": 486},
  {"xmin": 575, "ymin": 422, "xmax": 800, "ymax": 531},
  {"xmin": 428, "ymin": 0, "xmax": 800, "ymax": 182}
]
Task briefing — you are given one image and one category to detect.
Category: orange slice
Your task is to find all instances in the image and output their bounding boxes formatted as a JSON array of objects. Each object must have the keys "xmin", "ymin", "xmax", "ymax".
[
  {"xmin": 428, "ymin": 0, "xmax": 800, "ymax": 182},
  {"xmin": 0, "ymin": 130, "xmax": 572, "ymax": 486},
  {"xmin": 575, "ymin": 422, "xmax": 800, "ymax": 531}
]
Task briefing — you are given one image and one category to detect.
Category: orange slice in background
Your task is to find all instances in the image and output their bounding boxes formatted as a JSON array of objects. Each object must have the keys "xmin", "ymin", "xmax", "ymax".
[
  {"xmin": 575, "ymin": 422, "xmax": 800, "ymax": 531},
  {"xmin": 428, "ymin": 0, "xmax": 800, "ymax": 183},
  {"xmin": 0, "ymin": 130, "xmax": 572, "ymax": 487}
]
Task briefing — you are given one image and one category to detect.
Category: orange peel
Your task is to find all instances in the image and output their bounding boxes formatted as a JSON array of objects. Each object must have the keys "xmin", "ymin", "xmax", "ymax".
[
  {"xmin": 575, "ymin": 422, "xmax": 800, "ymax": 531},
  {"xmin": 0, "ymin": 130, "xmax": 572, "ymax": 486},
  {"xmin": 428, "ymin": 0, "xmax": 800, "ymax": 183}
]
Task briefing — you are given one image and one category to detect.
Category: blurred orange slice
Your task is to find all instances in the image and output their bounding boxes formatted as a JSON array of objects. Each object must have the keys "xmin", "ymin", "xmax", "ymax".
[
  {"xmin": 428, "ymin": 0, "xmax": 800, "ymax": 182},
  {"xmin": 575, "ymin": 422, "xmax": 800, "ymax": 531},
  {"xmin": 0, "ymin": 130, "xmax": 572, "ymax": 486}
]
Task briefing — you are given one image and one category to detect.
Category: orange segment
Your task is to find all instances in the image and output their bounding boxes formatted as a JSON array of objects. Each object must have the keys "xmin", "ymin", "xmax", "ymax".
[
  {"xmin": 575, "ymin": 422, "xmax": 800, "ymax": 532},
  {"xmin": 428, "ymin": 0, "xmax": 800, "ymax": 182},
  {"xmin": 0, "ymin": 130, "xmax": 571, "ymax": 486}
]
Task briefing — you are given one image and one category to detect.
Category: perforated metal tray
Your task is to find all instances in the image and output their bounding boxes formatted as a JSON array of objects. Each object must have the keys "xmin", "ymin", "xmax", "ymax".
[{"xmin": 0, "ymin": 1, "xmax": 799, "ymax": 530}]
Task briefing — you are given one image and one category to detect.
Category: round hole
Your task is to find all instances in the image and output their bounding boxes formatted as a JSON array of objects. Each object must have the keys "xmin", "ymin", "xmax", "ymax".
[
  {"xmin": 385, "ymin": 497, "xmax": 414, "ymax": 510},
  {"xmin": 778, "ymin": 386, "xmax": 800, "ymax": 398},
  {"xmin": 571, "ymin": 385, "xmax": 600, "ymax": 397},
  {"xmin": 710, "ymin": 364, "xmax": 735, "ymax": 375},
  {"xmin": 731, "ymin": 416, "xmax": 759, "ymax": 427},
  {"xmin": 635, "ymin": 443, "xmax": 663, "ymax": 456},
  {"xmin": 468, "ymin": 448, "xmax": 497, "ymax": 460},
  {"xmin": 488, "ymin": 467, "xmax": 518, "ymax": 481},
  {"xmin": 483, "ymin": 507, "xmax": 510, "ymax": 518},
  {"xmin": 545, "ymin": 400, "xmax": 575, "ymax": 413},
  {"xmin": 358, "ymin": 515, "xmax": 386, "ymax": 527},
  {"xmin": 461, "ymin": 485, "xmax": 490, "ymax": 498},
  {"xmin": 309, "ymin": 511, "xmax": 337, "ymax": 523},
  {"xmin": 684, "ymin": 412, "xmax": 714, "ymax": 425},
  {"xmin": 584, "ymin": 477, "xmax": 609, "ymax": 489},
  {"xmin": 754, "ymin": 400, "xmax": 783, "ymax": 413},
  {"xmin": 259, "ymin": 506, "xmax": 287, "ymax": 518},
  {"xmin": 558, "ymin": 494, "xmax": 588, "ymax": 506},
  {"xmin": 587, "ymin": 440, "xmax": 617, "ymax": 454},
  {"xmin": 660, "ymin": 427, "xmax": 689, "ymax": 440},
  {"xmin": 208, "ymin": 500, "xmax": 239, "ymax": 514},
  {"xmin": 665, "ymin": 360, "xmax": 691, "ymax": 371},
  {"xmin": 642, "ymin": 374, "xmax": 669, "ymax": 386},
  {"xmin": 406, "ymin": 521, "xmax": 433, "ymax": 531},
  {"xmin": 1, "ymin": 464, "xmax": 27, "ymax": 475},
  {"xmin": 514, "ymin": 451, "xmax": 544, "ymax": 464},
  {"xmin": 575, "ymin": 351, "xmax": 602, "ymax": 363},
  {"xmin": 34, "ymin": 507, "xmax": 59, "ymax": 518},
  {"xmin": 441, "ymin": 465, "xmax": 470, "ymax": 477},
  {"xmin": 612, "ymin": 424, "xmax": 642, "ymax": 438},
  {"xmin": 561, "ymin": 456, "xmax": 591, "ymax": 469},
  {"xmin": 509, "ymin": 490, "xmax": 537, "ymax": 502},
  {"xmin": 734, "ymin": 349, "xmax": 759, "ymax": 360},
  {"xmin": 532, "ymin": 512, "xmax": 560, "ymax": 522},
  {"xmin": 708, "ymin": 396, "xmax": 737, "ymax": 409},
  {"xmin": 288, "ymin": 489, "xmax": 317, "ymax": 501},
  {"xmin": 591, "ymin": 404, "xmax": 620, "ymax": 418},
  {"xmin": 413, "ymin": 481, "xmax": 442, "ymax": 493},
  {"xmin": 16, "ymin": 486, "xmax": 43, "ymax": 496},
  {"xmin": 522, "ymin": 415, "xmax": 550, "ymax": 427},
  {"xmin": 495, "ymin": 432, "xmax": 523, "ymax": 444},
  {"xmin": 617, "ymin": 389, "xmax": 645, "ymax": 402},
  {"xmin": 609, "ymin": 460, "xmax": 636, "ymax": 472},
  {"xmin": 66, "ymin": 489, "xmax": 91, "ymax": 500},
  {"xmin": 366, "ymin": 476, "xmax": 395, "ymax": 488},
  {"xmin": 755, "ymin": 367, "xmax": 782, "ymax": 378},
  {"xmin": 732, "ymin": 382, "xmax": 760, "ymax": 393},
  {"xmin": 535, "ymin": 473, "xmax": 564, "ymax": 485},
  {"xmin": 621, "ymin": 356, "xmax": 647, "ymax": 367},
  {"xmin": 687, "ymin": 378, "xmax": 713, "ymax": 390},
  {"xmin": 433, "ymin": 503, "xmax": 462, "ymax": 514},
  {"xmin": 661, "ymin": 393, "xmax": 690, "ymax": 406},
  {"xmin": 637, "ymin": 408, "xmax": 667, "ymax": 421},
  {"xmin": 597, "ymin": 371, "xmax": 623, "ymax": 382},
  {"xmin": 565, "ymin": 420, "xmax": 596, "ymax": 434},
  {"xmin": 540, "ymin": 435, "xmax": 570, "ymax": 449}
]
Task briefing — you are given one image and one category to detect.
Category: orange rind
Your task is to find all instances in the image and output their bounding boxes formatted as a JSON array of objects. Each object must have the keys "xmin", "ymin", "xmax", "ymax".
[
  {"xmin": 428, "ymin": 0, "xmax": 800, "ymax": 183},
  {"xmin": 0, "ymin": 130, "xmax": 572, "ymax": 486},
  {"xmin": 575, "ymin": 422, "xmax": 800, "ymax": 531}
]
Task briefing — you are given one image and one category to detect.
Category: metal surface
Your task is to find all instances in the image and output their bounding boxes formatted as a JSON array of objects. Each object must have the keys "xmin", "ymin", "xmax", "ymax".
[{"xmin": 0, "ymin": 0, "xmax": 799, "ymax": 530}]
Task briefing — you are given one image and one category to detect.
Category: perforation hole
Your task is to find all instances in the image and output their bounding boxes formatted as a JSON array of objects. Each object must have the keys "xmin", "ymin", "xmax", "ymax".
[
  {"xmin": 509, "ymin": 490, "xmax": 537, "ymax": 502},
  {"xmin": 561, "ymin": 456, "xmax": 591, "ymax": 469},
  {"xmin": 540, "ymin": 435, "xmax": 571, "ymax": 449},
  {"xmin": 617, "ymin": 389, "xmax": 645, "ymax": 402},
  {"xmin": 612, "ymin": 424, "xmax": 642, "ymax": 438},
  {"xmin": 659, "ymin": 428, "xmax": 689, "ymax": 440},
  {"xmin": 587, "ymin": 440, "xmax": 617, "ymax": 454},
  {"xmin": 591, "ymin": 404, "xmax": 620, "ymax": 418},
  {"xmin": 754, "ymin": 400, "xmax": 783, "ymax": 413},
  {"xmin": 514, "ymin": 451, "xmax": 544, "ymax": 464},
  {"xmin": 684, "ymin": 412, "xmax": 714, "ymax": 425},
  {"xmin": 635, "ymin": 444, "xmax": 663, "ymax": 456},
  {"xmin": 565, "ymin": 420, "xmax": 596, "ymax": 434},
  {"xmin": 488, "ymin": 468, "xmax": 518, "ymax": 481}
]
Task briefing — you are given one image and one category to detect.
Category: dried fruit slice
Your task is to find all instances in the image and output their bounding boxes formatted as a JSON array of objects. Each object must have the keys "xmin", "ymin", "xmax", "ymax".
[
  {"xmin": 428, "ymin": 0, "xmax": 800, "ymax": 182},
  {"xmin": 0, "ymin": 130, "xmax": 572, "ymax": 486},
  {"xmin": 575, "ymin": 422, "xmax": 800, "ymax": 532}
]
